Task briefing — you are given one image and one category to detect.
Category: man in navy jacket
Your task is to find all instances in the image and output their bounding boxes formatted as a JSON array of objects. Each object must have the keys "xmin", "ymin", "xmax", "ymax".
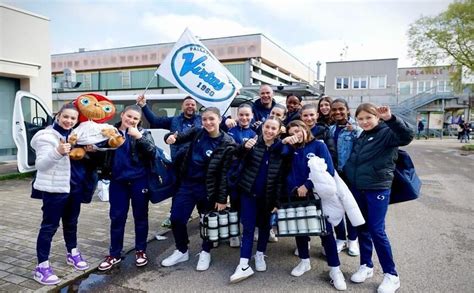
[{"xmin": 137, "ymin": 95, "xmax": 201, "ymax": 160}]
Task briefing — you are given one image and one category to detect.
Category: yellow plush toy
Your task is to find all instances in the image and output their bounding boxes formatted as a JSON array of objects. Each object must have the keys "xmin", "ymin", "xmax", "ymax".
[{"xmin": 68, "ymin": 93, "xmax": 125, "ymax": 160}]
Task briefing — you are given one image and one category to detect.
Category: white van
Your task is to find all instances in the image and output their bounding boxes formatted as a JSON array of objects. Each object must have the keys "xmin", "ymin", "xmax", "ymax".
[{"xmin": 12, "ymin": 91, "xmax": 254, "ymax": 172}]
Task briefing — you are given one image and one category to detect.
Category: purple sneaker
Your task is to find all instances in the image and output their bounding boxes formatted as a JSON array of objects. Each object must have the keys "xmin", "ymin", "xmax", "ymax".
[
  {"xmin": 33, "ymin": 266, "xmax": 60, "ymax": 285},
  {"xmin": 67, "ymin": 251, "xmax": 89, "ymax": 270}
]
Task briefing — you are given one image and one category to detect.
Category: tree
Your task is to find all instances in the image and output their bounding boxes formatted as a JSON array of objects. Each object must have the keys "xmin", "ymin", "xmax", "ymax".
[{"xmin": 408, "ymin": 0, "xmax": 473, "ymax": 90}]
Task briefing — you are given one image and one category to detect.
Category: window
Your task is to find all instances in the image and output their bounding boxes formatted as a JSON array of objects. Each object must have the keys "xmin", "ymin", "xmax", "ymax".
[
  {"xmin": 352, "ymin": 76, "xmax": 368, "ymax": 89},
  {"xmin": 417, "ymin": 80, "xmax": 432, "ymax": 94},
  {"xmin": 437, "ymin": 80, "xmax": 452, "ymax": 92},
  {"xmin": 369, "ymin": 75, "xmax": 387, "ymax": 89},
  {"xmin": 224, "ymin": 63, "xmax": 246, "ymax": 84},
  {"xmin": 131, "ymin": 69, "xmax": 157, "ymax": 89},
  {"xmin": 100, "ymin": 72, "xmax": 122, "ymax": 90},
  {"xmin": 335, "ymin": 77, "xmax": 349, "ymax": 89},
  {"xmin": 398, "ymin": 82, "xmax": 412, "ymax": 95}
]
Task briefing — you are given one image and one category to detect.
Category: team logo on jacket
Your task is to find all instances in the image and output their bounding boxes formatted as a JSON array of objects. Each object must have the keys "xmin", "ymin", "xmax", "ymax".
[
  {"xmin": 206, "ymin": 150, "xmax": 213, "ymax": 157},
  {"xmin": 171, "ymin": 44, "xmax": 237, "ymax": 102},
  {"xmin": 306, "ymin": 153, "xmax": 316, "ymax": 159}
]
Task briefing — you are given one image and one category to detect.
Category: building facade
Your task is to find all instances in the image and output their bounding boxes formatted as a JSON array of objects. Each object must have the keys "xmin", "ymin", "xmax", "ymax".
[
  {"xmin": 51, "ymin": 34, "xmax": 316, "ymax": 109},
  {"xmin": 0, "ymin": 4, "xmax": 51, "ymax": 160},
  {"xmin": 325, "ymin": 58, "xmax": 399, "ymax": 109},
  {"xmin": 325, "ymin": 58, "xmax": 469, "ymax": 131}
]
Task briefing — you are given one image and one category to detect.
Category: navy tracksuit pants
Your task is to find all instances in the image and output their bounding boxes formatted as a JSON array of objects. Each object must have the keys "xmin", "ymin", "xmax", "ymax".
[
  {"xmin": 36, "ymin": 191, "xmax": 82, "ymax": 263},
  {"xmin": 295, "ymin": 220, "xmax": 341, "ymax": 267},
  {"xmin": 109, "ymin": 175, "xmax": 149, "ymax": 258},
  {"xmin": 335, "ymin": 216, "xmax": 358, "ymax": 241},
  {"xmin": 170, "ymin": 180, "xmax": 214, "ymax": 253},
  {"xmin": 240, "ymin": 193, "xmax": 271, "ymax": 259},
  {"xmin": 352, "ymin": 188, "xmax": 397, "ymax": 275}
]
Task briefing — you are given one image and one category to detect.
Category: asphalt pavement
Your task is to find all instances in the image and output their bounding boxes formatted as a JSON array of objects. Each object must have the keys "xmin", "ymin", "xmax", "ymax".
[
  {"xmin": 0, "ymin": 138, "xmax": 472, "ymax": 292},
  {"xmin": 58, "ymin": 139, "xmax": 474, "ymax": 292}
]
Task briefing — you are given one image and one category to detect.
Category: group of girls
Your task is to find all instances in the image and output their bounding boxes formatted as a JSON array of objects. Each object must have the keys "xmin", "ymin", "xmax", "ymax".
[
  {"xmin": 31, "ymin": 92, "xmax": 413, "ymax": 293},
  {"xmin": 31, "ymin": 103, "xmax": 157, "ymax": 285}
]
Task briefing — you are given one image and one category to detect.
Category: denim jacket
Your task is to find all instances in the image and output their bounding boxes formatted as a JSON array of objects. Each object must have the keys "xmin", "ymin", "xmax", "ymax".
[{"xmin": 329, "ymin": 117, "xmax": 362, "ymax": 172}]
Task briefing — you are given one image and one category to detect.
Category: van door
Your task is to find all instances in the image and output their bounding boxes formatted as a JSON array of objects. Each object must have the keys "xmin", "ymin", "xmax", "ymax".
[{"xmin": 12, "ymin": 91, "xmax": 53, "ymax": 173}]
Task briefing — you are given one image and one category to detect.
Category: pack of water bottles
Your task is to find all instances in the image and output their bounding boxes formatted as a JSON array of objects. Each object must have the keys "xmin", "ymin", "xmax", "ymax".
[
  {"xmin": 276, "ymin": 191, "xmax": 328, "ymax": 237},
  {"xmin": 200, "ymin": 209, "xmax": 240, "ymax": 242}
]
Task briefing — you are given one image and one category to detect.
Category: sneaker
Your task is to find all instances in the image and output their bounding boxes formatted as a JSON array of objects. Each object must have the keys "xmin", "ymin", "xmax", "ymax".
[
  {"xmin": 196, "ymin": 251, "xmax": 211, "ymax": 271},
  {"xmin": 347, "ymin": 240, "xmax": 360, "ymax": 256},
  {"xmin": 161, "ymin": 250, "xmax": 189, "ymax": 267},
  {"xmin": 329, "ymin": 269, "xmax": 347, "ymax": 291},
  {"xmin": 254, "ymin": 253, "xmax": 267, "ymax": 272},
  {"xmin": 291, "ymin": 260, "xmax": 311, "ymax": 277},
  {"xmin": 33, "ymin": 265, "xmax": 60, "ymax": 285},
  {"xmin": 66, "ymin": 250, "xmax": 89, "ymax": 270},
  {"xmin": 161, "ymin": 217, "xmax": 172, "ymax": 228},
  {"xmin": 351, "ymin": 264, "xmax": 374, "ymax": 283},
  {"xmin": 377, "ymin": 273, "xmax": 400, "ymax": 293},
  {"xmin": 268, "ymin": 229, "xmax": 278, "ymax": 243},
  {"xmin": 230, "ymin": 264, "xmax": 254, "ymax": 283},
  {"xmin": 229, "ymin": 236, "xmax": 241, "ymax": 248},
  {"xmin": 336, "ymin": 239, "xmax": 346, "ymax": 253},
  {"xmin": 135, "ymin": 251, "xmax": 148, "ymax": 267},
  {"xmin": 98, "ymin": 256, "xmax": 121, "ymax": 271}
]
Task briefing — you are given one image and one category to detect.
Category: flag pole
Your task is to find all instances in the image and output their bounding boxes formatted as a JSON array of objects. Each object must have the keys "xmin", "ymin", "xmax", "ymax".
[{"xmin": 142, "ymin": 68, "xmax": 159, "ymax": 96}]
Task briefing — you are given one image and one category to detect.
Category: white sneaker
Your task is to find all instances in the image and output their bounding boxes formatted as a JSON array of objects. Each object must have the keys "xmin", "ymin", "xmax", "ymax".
[
  {"xmin": 268, "ymin": 229, "xmax": 278, "ymax": 242},
  {"xmin": 291, "ymin": 260, "xmax": 311, "ymax": 277},
  {"xmin": 254, "ymin": 253, "xmax": 267, "ymax": 271},
  {"xmin": 196, "ymin": 251, "xmax": 211, "ymax": 271},
  {"xmin": 229, "ymin": 236, "xmax": 240, "ymax": 248},
  {"xmin": 350, "ymin": 264, "xmax": 374, "ymax": 283},
  {"xmin": 161, "ymin": 250, "xmax": 189, "ymax": 267},
  {"xmin": 336, "ymin": 239, "xmax": 346, "ymax": 253},
  {"xmin": 230, "ymin": 264, "xmax": 254, "ymax": 283},
  {"xmin": 347, "ymin": 239, "xmax": 360, "ymax": 256},
  {"xmin": 329, "ymin": 269, "xmax": 347, "ymax": 291},
  {"xmin": 377, "ymin": 273, "xmax": 400, "ymax": 293}
]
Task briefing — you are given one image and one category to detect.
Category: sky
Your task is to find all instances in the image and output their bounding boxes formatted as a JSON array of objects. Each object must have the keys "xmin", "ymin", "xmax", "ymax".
[{"xmin": 4, "ymin": 0, "xmax": 454, "ymax": 77}]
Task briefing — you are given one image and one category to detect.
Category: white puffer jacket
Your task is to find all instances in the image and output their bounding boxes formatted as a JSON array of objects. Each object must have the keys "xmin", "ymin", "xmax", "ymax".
[
  {"xmin": 30, "ymin": 127, "xmax": 71, "ymax": 193},
  {"xmin": 308, "ymin": 156, "xmax": 365, "ymax": 227}
]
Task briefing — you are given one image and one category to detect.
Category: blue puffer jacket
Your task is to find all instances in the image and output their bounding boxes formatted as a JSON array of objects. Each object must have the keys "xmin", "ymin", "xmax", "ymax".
[{"xmin": 329, "ymin": 117, "xmax": 362, "ymax": 172}]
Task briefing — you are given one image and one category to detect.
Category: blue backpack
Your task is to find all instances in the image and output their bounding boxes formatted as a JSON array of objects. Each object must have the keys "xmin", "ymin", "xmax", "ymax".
[
  {"xmin": 148, "ymin": 147, "xmax": 176, "ymax": 204},
  {"xmin": 390, "ymin": 150, "xmax": 422, "ymax": 204}
]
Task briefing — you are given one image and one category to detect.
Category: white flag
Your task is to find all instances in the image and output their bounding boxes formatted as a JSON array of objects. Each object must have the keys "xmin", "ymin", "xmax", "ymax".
[{"xmin": 156, "ymin": 28, "xmax": 242, "ymax": 114}]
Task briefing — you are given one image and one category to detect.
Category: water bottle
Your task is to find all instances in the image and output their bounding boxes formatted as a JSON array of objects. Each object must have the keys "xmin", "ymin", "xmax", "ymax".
[
  {"xmin": 277, "ymin": 209, "xmax": 288, "ymax": 235},
  {"xmin": 306, "ymin": 205, "xmax": 320, "ymax": 233},
  {"xmin": 207, "ymin": 213, "xmax": 219, "ymax": 241},
  {"xmin": 286, "ymin": 206, "xmax": 297, "ymax": 234},
  {"xmin": 228, "ymin": 211, "xmax": 239, "ymax": 236},
  {"xmin": 296, "ymin": 205, "xmax": 308, "ymax": 234},
  {"xmin": 218, "ymin": 210, "xmax": 229, "ymax": 239}
]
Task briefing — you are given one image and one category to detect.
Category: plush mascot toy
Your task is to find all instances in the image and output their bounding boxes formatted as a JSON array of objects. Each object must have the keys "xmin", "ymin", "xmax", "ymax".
[{"xmin": 68, "ymin": 93, "xmax": 125, "ymax": 160}]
